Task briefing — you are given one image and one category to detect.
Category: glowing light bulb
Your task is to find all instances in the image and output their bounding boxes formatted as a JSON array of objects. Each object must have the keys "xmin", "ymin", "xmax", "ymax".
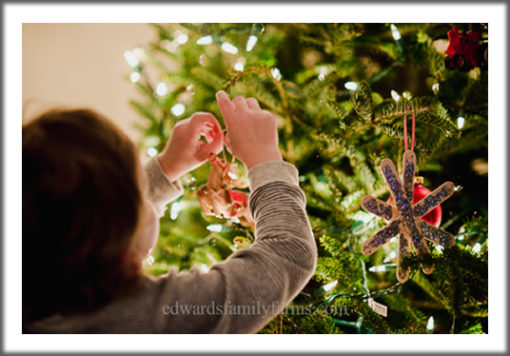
[
  {"xmin": 457, "ymin": 115, "xmax": 465, "ymax": 129},
  {"xmin": 221, "ymin": 42, "xmax": 238, "ymax": 54},
  {"xmin": 352, "ymin": 210, "xmax": 374, "ymax": 224},
  {"xmin": 132, "ymin": 47, "xmax": 145, "ymax": 60},
  {"xmin": 123, "ymin": 50, "xmax": 139, "ymax": 67},
  {"xmin": 434, "ymin": 245, "xmax": 444, "ymax": 252},
  {"xmin": 170, "ymin": 201, "xmax": 183, "ymax": 220},
  {"xmin": 271, "ymin": 67, "xmax": 282, "ymax": 80},
  {"xmin": 206, "ymin": 224, "xmax": 223, "ymax": 232},
  {"xmin": 369, "ymin": 265, "xmax": 385, "ymax": 272},
  {"xmin": 369, "ymin": 264, "xmax": 396, "ymax": 272},
  {"xmin": 322, "ymin": 280, "xmax": 338, "ymax": 292},
  {"xmin": 145, "ymin": 255, "xmax": 155, "ymax": 265},
  {"xmin": 390, "ymin": 24, "xmax": 401, "ymax": 41},
  {"xmin": 171, "ymin": 103, "xmax": 185, "ymax": 116},
  {"xmin": 234, "ymin": 61, "xmax": 244, "ymax": 72},
  {"xmin": 199, "ymin": 54, "xmax": 206, "ymax": 66},
  {"xmin": 176, "ymin": 33, "xmax": 189, "ymax": 44},
  {"xmin": 147, "ymin": 147, "xmax": 158, "ymax": 157},
  {"xmin": 130, "ymin": 72, "xmax": 140, "ymax": 83},
  {"xmin": 155, "ymin": 82, "xmax": 168, "ymax": 96},
  {"xmin": 472, "ymin": 243, "xmax": 482, "ymax": 253},
  {"xmin": 196, "ymin": 35, "xmax": 213, "ymax": 45},
  {"xmin": 246, "ymin": 35, "xmax": 258, "ymax": 51},
  {"xmin": 426, "ymin": 316, "xmax": 434, "ymax": 333},
  {"xmin": 161, "ymin": 39, "xmax": 178, "ymax": 53},
  {"xmin": 344, "ymin": 81, "xmax": 359, "ymax": 91},
  {"xmin": 384, "ymin": 250, "xmax": 398, "ymax": 263},
  {"xmin": 432, "ymin": 82, "xmax": 440, "ymax": 94},
  {"xmin": 391, "ymin": 89, "xmax": 401, "ymax": 102}
]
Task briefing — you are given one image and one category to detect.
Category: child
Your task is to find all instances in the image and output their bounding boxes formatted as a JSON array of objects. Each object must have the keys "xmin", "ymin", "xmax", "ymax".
[{"xmin": 22, "ymin": 91, "xmax": 317, "ymax": 333}]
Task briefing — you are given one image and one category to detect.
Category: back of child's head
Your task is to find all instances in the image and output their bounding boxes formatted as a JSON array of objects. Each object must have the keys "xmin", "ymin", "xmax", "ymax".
[{"xmin": 23, "ymin": 109, "xmax": 143, "ymax": 322}]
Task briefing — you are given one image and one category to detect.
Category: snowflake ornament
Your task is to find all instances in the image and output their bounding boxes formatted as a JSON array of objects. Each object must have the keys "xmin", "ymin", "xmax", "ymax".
[{"xmin": 361, "ymin": 150, "xmax": 456, "ymax": 282}]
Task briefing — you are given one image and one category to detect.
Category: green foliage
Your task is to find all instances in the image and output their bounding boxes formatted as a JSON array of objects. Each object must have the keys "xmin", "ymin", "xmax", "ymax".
[{"xmin": 128, "ymin": 23, "xmax": 488, "ymax": 334}]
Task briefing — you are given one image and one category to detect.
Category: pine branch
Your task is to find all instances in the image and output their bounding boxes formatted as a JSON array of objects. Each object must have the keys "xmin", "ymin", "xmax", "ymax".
[
  {"xmin": 350, "ymin": 81, "xmax": 373, "ymax": 122},
  {"xmin": 223, "ymin": 65, "xmax": 289, "ymax": 110},
  {"xmin": 129, "ymin": 100, "xmax": 157, "ymax": 123},
  {"xmin": 302, "ymin": 70, "xmax": 338, "ymax": 99},
  {"xmin": 327, "ymin": 100, "xmax": 352, "ymax": 129},
  {"xmin": 372, "ymin": 97, "xmax": 460, "ymax": 154},
  {"xmin": 190, "ymin": 67, "xmax": 225, "ymax": 90}
]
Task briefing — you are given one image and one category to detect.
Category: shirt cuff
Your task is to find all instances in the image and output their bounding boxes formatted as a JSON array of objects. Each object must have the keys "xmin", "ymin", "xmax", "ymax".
[
  {"xmin": 247, "ymin": 160, "xmax": 300, "ymax": 192},
  {"xmin": 143, "ymin": 157, "xmax": 184, "ymax": 217}
]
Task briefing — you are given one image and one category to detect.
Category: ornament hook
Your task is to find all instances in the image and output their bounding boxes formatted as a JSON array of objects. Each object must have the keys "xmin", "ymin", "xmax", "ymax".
[{"xmin": 403, "ymin": 109, "xmax": 416, "ymax": 152}]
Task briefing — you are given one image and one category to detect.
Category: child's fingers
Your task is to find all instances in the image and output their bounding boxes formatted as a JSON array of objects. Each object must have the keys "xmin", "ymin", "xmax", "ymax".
[
  {"xmin": 216, "ymin": 91, "xmax": 234, "ymax": 111},
  {"xmin": 224, "ymin": 132, "xmax": 233, "ymax": 154},
  {"xmin": 196, "ymin": 132, "xmax": 224, "ymax": 161},
  {"xmin": 200, "ymin": 128, "xmax": 213, "ymax": 143},
  {"xmin": 190, "ymin": 113, "xmax": 223, "ymax": 155},
  {"xmin": 199, "ymin": 121, "xmax": 216, "ymax": 140},
  {"xmin": 202, "ymin": 121, "xmax": 221, "ymax": 140},
  {"xmin": 216, "ymin": 91, "xmax": 235, "ymax": 126},
  {"xmin": 191, "ymin": 112, "xmax": 219, "ymax": 127},
  {"xmin": 189, "ymin": 112, "xmax": 221, "ymax": 139},
  {"xmin": 232, "ymin": 96, "xmax": 248, "ymax": 111},
  {"xmin": 246, "ymin": 97, "xmax": 260, "ymax": 110}
]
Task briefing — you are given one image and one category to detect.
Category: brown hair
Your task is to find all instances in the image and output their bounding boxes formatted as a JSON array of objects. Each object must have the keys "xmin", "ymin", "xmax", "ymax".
[{"xmin": 23, "ymin": 109, "xmax": 143, "ymax": 322}]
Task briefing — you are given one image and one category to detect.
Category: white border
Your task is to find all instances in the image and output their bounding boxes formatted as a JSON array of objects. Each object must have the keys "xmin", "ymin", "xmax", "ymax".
[{"xmin": 5, "ymin": 2, "xmax": 506, "ymax": 353}]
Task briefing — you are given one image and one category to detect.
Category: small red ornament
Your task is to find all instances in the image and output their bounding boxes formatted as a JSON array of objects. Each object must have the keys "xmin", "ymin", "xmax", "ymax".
[
  {"xmin": 387, "ymin": 183, "xmax": 442, "ymax": 227},
  {"xmin": 444, "ymin": 26, "xmax": 487, "ymax": 71}
]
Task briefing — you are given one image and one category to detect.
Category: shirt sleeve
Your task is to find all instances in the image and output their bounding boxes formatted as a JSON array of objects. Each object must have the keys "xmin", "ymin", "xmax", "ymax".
[
  {"xmin": 143, "ymin": 157, "xmax": 184, "ymax": 217},
  {"xmin": 153, "ymin": 160, "xmax": 318, "ymax": 334}
]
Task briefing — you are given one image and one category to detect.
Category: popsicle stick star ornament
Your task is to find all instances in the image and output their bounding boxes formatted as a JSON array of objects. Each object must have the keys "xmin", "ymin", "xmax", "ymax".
[{"xmin": 361, "ymin": 112, "xmax": 456, "ymax": 282}]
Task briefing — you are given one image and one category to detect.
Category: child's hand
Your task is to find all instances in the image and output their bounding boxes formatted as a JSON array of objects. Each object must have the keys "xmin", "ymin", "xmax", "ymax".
[
  {"xmin": 215, "ymin": 91, "xmax": 282, "ymax": 170},
  {"xmin": 157, "ymin": 112, "xmax": 223, "ymax": 181}
]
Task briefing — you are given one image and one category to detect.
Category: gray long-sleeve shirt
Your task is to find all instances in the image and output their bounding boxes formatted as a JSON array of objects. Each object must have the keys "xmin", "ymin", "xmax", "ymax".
[{"xmin": 25, "ymin": 158, "xmax": 317, "ymax": 333}]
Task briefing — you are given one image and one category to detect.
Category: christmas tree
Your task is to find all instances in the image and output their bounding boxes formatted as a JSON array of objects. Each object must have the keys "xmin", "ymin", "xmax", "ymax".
[{"xmin": 125, "ymin": 23, "xmax": 488, "ymax": 334}]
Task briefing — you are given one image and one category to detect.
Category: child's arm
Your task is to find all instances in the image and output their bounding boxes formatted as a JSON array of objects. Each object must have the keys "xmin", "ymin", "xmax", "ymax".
[
  {"xmin": 213, "ymin": 159, "xmax": 316, "ymax": 333},
  {"xmin": 152, "ymin": 93, "xmax": 317, "ymax": 333},
  {"xmin": 143, "ymin": 112, "xmax": 223, "ymax": 217},
  {"xmin": 143, "ymin": 157, "xmax": 184, "ymax": 217}
]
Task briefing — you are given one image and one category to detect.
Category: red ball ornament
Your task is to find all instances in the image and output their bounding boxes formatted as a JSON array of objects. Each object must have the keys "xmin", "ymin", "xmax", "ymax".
[{"xmin": 387, "ymin": 183, "xmax": 442, "ymax": 227}]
